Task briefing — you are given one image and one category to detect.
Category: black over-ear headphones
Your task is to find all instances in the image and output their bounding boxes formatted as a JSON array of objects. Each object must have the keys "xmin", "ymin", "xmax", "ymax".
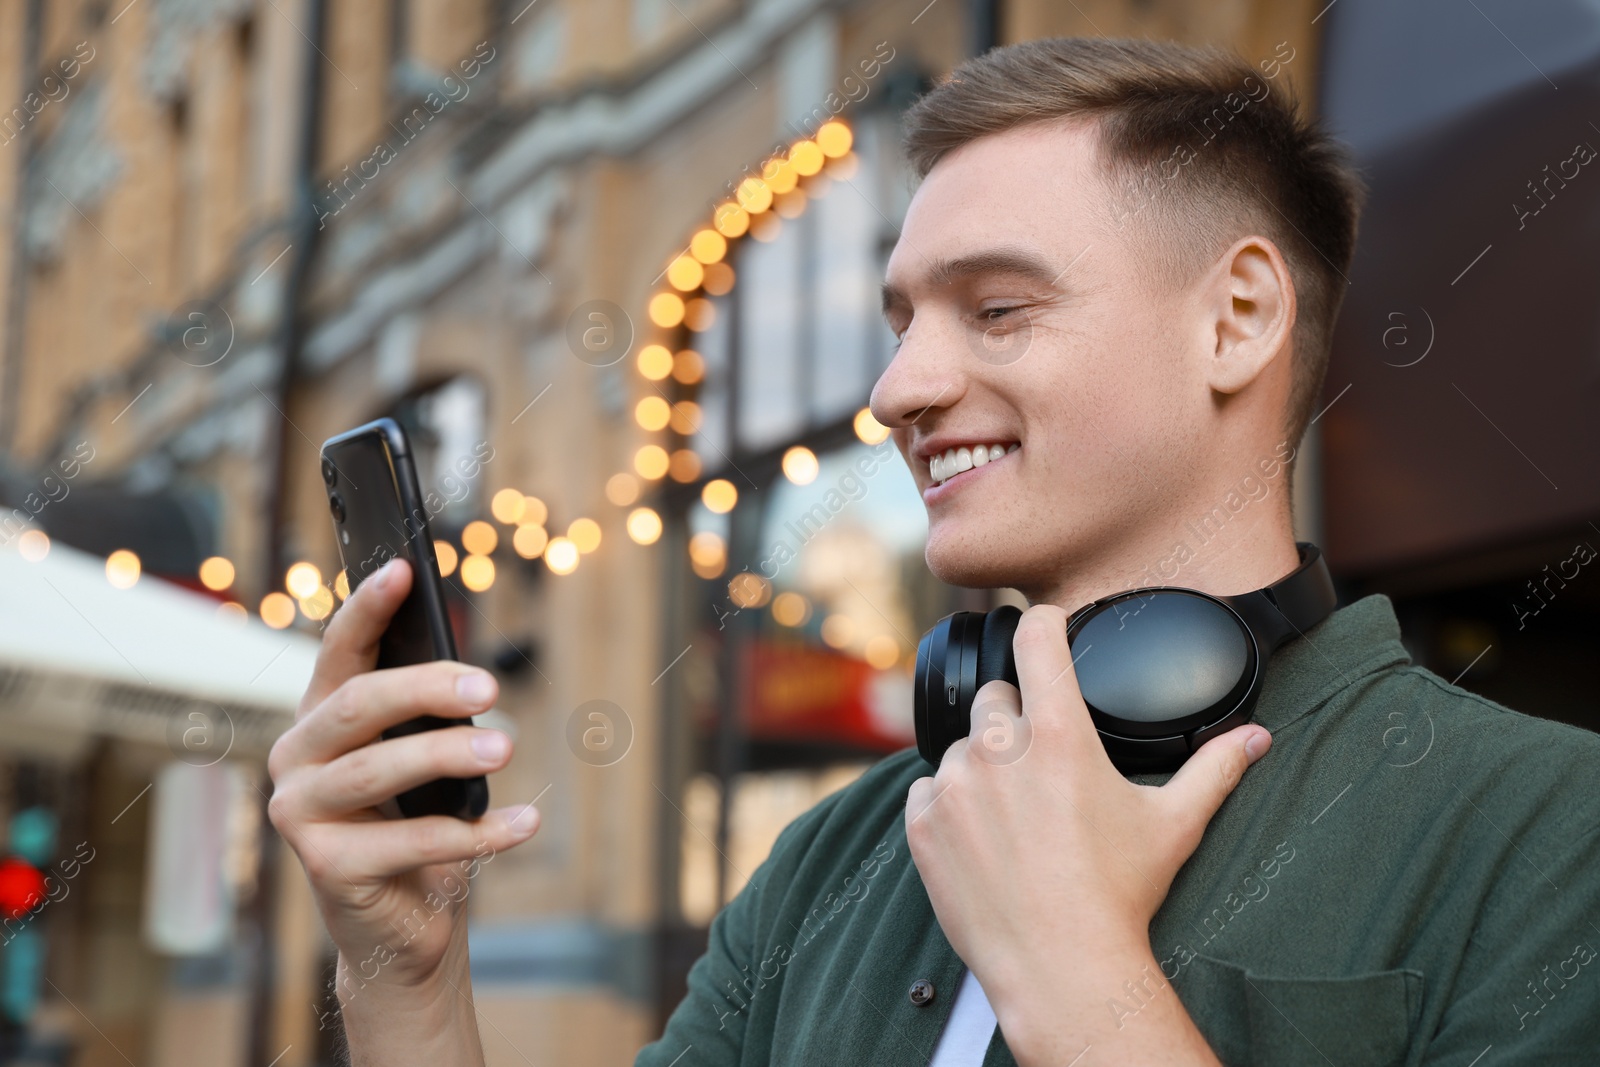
[{"xmin": 914, "ymin": 543, "xmax": 1336, "ymax": 774}]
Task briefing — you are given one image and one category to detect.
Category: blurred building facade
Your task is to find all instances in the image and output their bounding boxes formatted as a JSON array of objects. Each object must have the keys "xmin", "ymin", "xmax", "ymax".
[{"xmin": 0, "ymin": 1, "xmax": 1326, "ymax": 1065}]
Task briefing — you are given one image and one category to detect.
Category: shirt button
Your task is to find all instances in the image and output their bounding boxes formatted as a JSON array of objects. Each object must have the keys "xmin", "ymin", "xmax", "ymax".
[{"xmin": 909, "ymin": 979, "xmax": 935, "ymax": 1006}]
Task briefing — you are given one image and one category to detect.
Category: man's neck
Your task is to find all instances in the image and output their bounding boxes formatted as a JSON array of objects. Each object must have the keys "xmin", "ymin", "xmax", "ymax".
[{"xmin": 1023, "ymin": 511, "xmax": 1304, "ymax": 613}]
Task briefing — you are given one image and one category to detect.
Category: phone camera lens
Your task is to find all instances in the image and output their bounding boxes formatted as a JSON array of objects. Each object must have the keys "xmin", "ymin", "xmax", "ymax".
[
  {"xmin": 321, "ymin": 458, "xmax": 337, "ymax": 486},
  {"xmin": 329, "ymin": 492, "xmax": 346, "ymax": 523}
]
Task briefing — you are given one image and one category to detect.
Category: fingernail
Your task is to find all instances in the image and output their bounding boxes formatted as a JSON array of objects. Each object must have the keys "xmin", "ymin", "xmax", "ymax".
[
  {"xmin": 509, "ymin": 805, "xmax": 539, "ymax": 834},
  {"xmin": 373, "ymin": 558, "xmax": 398, "ymax": 589},
  {"xmin": 1244, "ymin": 729, "xmax": 1271, "ymax": 763},
  {"xmin": 471, "ymin": 730, "xmax": 509, "ymax": 763},
  {"xmin": 456, "ymin": 671, "xmax": 496, "ymax": 708}
]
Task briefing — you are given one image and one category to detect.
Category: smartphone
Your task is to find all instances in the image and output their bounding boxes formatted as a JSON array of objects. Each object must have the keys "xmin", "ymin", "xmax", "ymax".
[{"xmin": 319, "ymin": 418, "xmax": 490, "ymax": 821}]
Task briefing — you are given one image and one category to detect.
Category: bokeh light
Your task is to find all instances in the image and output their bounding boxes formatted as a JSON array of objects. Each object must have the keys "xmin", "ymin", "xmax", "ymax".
[
  {"xmin": 513, "ymin": 523, "xmax": 550, "ymax": 559},
  {"xmin": 637, "ymin": 344, "xmax": 674, "ymax": 380},
  {"xmin": 635, "ymin": 445, "xmax": 670, "ymax": 480},
  {"xmin": 106, "ymin": 550, "xmax": 141, "ymax": 589},
  {"xmin": 636, "ymin": 396, "xmax": 671, "ymax": 431},
  {"xmin": 285, "ymin": 561, "xmax": 321, "ymax": 599},
  {"xmin": 462, "ymin": 520, "xmax": 498, "ymax": 556},
  {"xmin": 627, "ymin": 507, "xmax": 662, "ymax": 545},
  {"xmin": 491, "ymin": 488, "xmax": 527, "ymax": 524},
  {"xmin": 199, "ymin": 556, "xmax": 235, "ymax": 591},
  {"xmin": 782, "ymin": 446, "xmax": 818, "ymax": 485},
  {"xmin": 854, "ymin": 406, "xmax": 891, "ymax": 445},
  {"xmin": 460, "ymin": 554, "xmax": 496, "ymax": 592},
  {"xmin": 544, "ymin": 536, "xmax": 580, "ymax": 575},
  {"xmin": 701, "ymin": 479, "xmax": 737, "ymax": 513},
  {"xmin": 568, "ymin": 517, "xmax": 602, "ymax": 554},
  {"xmin": 689, "ymin": 228, "xmax": 727, "ymax": 264},
  {"xmin": 260, "ymin": 592, "xmax": 296, "ymax": 629},
  {"xmin": 688, "ymin": 531, "xmax": 726, "ymax": 579},
  {"xmin": 667, "ymin": 255, "xmax": 704, "ymax": 292},
  {"xmin": 648, "ymin": 292, "xmax": 686, "ymax": 327},
  {"xmin": 606, "ymin": 472, "xmax": 641, "ymax": 506},
  {"xmin": 771, "ymin": 591, "xmax": 810, "ymax": 626},
  {"xmin": 17, "ymin": 530, "xmax": 48, "ymax": 562},
  {"xmin": 434, "ymin": 540, "xmax": 459, "ymax": 577},
  {"xmin": 816, "ymin": 120, "xmax": 853, "ymax": 158}
]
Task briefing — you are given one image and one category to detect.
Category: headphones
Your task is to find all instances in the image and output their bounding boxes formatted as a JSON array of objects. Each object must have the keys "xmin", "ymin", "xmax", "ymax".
[{"xmin": 914, "ymin": 543, "xmax": 1336, "ymax": 774}]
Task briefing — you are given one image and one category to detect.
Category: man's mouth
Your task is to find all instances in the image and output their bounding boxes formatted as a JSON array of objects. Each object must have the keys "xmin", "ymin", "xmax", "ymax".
[{"xmin": 928, "ymin": 442, "xmax": 1019, "ymax": 487}]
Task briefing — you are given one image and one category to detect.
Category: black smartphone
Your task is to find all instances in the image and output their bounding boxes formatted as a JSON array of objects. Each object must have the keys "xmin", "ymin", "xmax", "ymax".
[{"xmin": 319, "ymin": 418, "xmax": 490, "ymax": 821}]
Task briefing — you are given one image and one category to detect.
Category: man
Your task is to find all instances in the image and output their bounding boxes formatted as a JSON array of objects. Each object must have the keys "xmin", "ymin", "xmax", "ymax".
[{"xmin": 268, "ymin": 38, "xmax": 1600, "ymax": 1065}]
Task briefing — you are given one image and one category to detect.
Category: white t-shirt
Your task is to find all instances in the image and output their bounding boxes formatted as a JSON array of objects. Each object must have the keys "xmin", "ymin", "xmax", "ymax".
[{"xmin": 927, "ymin": 969, "xmax": 998, "ymax": 1066}]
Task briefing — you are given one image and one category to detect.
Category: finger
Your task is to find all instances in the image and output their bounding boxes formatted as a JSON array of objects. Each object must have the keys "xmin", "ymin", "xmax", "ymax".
[
  {"xmin": 905, "ymin": 775, "xmax": 939, "ymax": 826},
  {"xmin": 1010, "ymin": 604, "xmax": 1101, "ymax": 754},
  {"xmin": 331, "ymin": 804, "xmax": 542, "ymax": 880},
  {"xmin": 300, "ymin": 557, "xmax": 413, "ymax": 714},
  {"xmin": 1163, "ymin": 725, "xmax": 1271, "ymax": 845},
  {"xmin": 305, "ymin": 727, "xmax": 512, "ymax": 817},
  {"xmin": 968, "ymin": 679, "xmax": 1031, "ymax": 766},
  {"xmin": 281, "ymin": 660, "xmax": 498, "ymax": 768}
]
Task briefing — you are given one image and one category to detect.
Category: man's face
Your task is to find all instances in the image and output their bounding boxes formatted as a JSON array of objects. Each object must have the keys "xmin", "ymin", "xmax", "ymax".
[{"xmin": 871, "ymin": 121, "xmax": 1218, "ymax": 601}]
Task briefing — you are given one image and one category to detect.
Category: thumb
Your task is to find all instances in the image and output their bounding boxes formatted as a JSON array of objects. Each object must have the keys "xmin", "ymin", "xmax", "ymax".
[{"xmin": 1163, "ymin": 725, "xmax": 1271, "ymax": 842}]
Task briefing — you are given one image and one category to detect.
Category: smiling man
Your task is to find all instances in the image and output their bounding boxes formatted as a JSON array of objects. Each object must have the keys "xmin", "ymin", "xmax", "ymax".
[{"xmin": 270, "ymin": 37, "xmax": 1600, "ymax": 1067}]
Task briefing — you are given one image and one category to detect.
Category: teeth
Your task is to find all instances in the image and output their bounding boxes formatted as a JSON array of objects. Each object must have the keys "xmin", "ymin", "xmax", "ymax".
[{"xmin": 928, "ymin": 443, "xmax": 1016, "ymax": 486}]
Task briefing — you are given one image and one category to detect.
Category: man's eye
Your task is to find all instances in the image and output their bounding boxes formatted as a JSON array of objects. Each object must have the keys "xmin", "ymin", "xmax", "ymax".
[{"xmin": 981, "ymin": 305, "xmax": 1027, "ymax": 323}]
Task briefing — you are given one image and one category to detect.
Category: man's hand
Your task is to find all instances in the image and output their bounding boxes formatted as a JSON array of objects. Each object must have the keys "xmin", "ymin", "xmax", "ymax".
[
  {"xmin": 904, "ymin": 604, "xmax": 1270, "ymax": 1065},
  {"xmin": 267, "ymin": 558, "xmax": 541, "ymax": 1066}
]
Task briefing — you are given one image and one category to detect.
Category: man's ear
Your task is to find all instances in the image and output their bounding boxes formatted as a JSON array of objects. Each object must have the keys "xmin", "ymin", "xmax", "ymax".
[{"xmin": 1207, "ymin": 236, "xmax": 1296, "ymax": 395}]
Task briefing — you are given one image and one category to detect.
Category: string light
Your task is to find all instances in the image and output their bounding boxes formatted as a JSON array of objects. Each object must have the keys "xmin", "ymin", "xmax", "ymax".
[
  {"xmin": 790, "ymin": 140, "xmax": 824, "ymax": 176},
  {"xmin": 106, "ymin": 550, "xmax": 141, "ymax": 589},
  {"xmin": 689, "ymin": 229, "xmax": 727, "ymax": 264},
  {"xmin": 522, "ymin": 496, "xmax": 549, "ymax": 526},
  {"xmin": 713, "ymin": 203, "xmax": 750, "ymax": 238},
  {"xmin": 544, "ymin": 536, "xmax": 579, "ymax": 575},
  {"xmin": 260, "ymin": 592, "xmax": 296, "ymax": 629},
  {"xmin": 491, "ymin": 488, "xmax": 527, "ymax": 524},
  {"xmin": 771, "ymin": 591, "xmax": 810, "ymax": 626},
  {"xmin": 669, "ymin": 400, "xmax": 702, "ymax": 435},
  {"xmin": 300, "ymin": 586, "xmax": 335, "ymax": 621},
  {"xmin": 854, "ymin": 407, "xmax": 890, "ymax": 445},
  {"xmin": 638, "ymin": 344, "xmax": 674, "ymax": 380},
  {"xmin": 683, "ymin": 298, "xmax": 716, "ymax": 332},
  {"xmin": 649, "ymin": 292, "xmax": 686, "ymax": 328},
  {"xmin": 460, "ymin": 554, "xmax": 495, "ymax": 592},
  {"xmin": 635, "ymin": 445, "xmax": 670, "ymax": 480},
  {"xmin": 636, "ymin": 396, "xmax": 672, "ymax": 431},
  {"xmin": 286, "ymin": 561, "xmax": 321, "ymax": 599},
  {"xmin": 688, "ymin": 531, "xmax": 726, "ymax": 578},
  {"xmin": 199, "ymin": 556, "xmax": 235, "ymax": 591},
  {"xmin": 17, "ymin": 530, "xmax": 48, "ymax": 562},
  {"xmin": 513, "ymin": 523, "xmax": 549, "ymax": 558},
  {"xmin": 568, "ymin": 518, "xmax": 602, "ymax": 554},
  {"xmin": 816, "ymin": 120, "xmax": 853, "ymax": 158},
  {"xmin": 701, "ymin": 479, "xmax": 737, "ymax": 513},
  {"xmin": 782, "ymin": 446, "xmax": 819, "ymax": 485},
  {"xmin": 627, "ymin": 507, "xmax": 663, "ymax": 545},
  {"xmin": 668, "ymin": 449, "xmax": 702, "ymax": 482},
  {"xmin": 334, "ymin": 570, "xmax": 350, "ymax": 599},
  {"xmin": 462, "ymin": 520, "xmax": 498, "ymax": 556},
  {"xmin": 434, "ymin": 540, "xmax": 459, "ymax": 577},
  {"xmin": 667, "ymin": 256, "xmax": 704, "ymax": 291},
  {"xmin": 606, "ymin": 473, "xmax": 641, "ymax": 506},
  {"xmin": 671, "ymin": 349, "xmax": 705, "ymax": 384}
]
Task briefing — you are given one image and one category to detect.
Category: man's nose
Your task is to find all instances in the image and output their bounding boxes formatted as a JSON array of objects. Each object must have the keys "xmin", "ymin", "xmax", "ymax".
[{"xmin": 869, "ymin": 324, "xmax": 967, "ymax": 430}]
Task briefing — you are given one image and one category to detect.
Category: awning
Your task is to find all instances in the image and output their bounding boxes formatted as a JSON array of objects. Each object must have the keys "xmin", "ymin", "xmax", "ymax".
[{"xmin": 0, "ymin": 539, "xmax": 319, "ymax": 763}]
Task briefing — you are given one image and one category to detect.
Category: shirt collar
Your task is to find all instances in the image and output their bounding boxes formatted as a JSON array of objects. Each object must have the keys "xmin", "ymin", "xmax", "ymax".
[{"xmin": 1251, "ymin": 593, "xmax": 1412, "ymax": 732}]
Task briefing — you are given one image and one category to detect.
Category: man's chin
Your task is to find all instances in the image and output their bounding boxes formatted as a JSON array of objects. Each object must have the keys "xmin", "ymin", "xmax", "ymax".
[{"xmin": 924, "ymin": 545, "xmax": 1025, "ymax": 592}]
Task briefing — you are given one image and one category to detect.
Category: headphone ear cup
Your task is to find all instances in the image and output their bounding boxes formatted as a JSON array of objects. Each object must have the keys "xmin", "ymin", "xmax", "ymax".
[{"xmin": 976, "ymin": 605, "xmax": 1022, "ymax": 692}]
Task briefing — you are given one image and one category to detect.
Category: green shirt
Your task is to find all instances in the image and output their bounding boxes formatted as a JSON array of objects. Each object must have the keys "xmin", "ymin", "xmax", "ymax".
[{"xmin": 636, "ymin": 595, "xmax": 1600, "ymax": 1066}]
